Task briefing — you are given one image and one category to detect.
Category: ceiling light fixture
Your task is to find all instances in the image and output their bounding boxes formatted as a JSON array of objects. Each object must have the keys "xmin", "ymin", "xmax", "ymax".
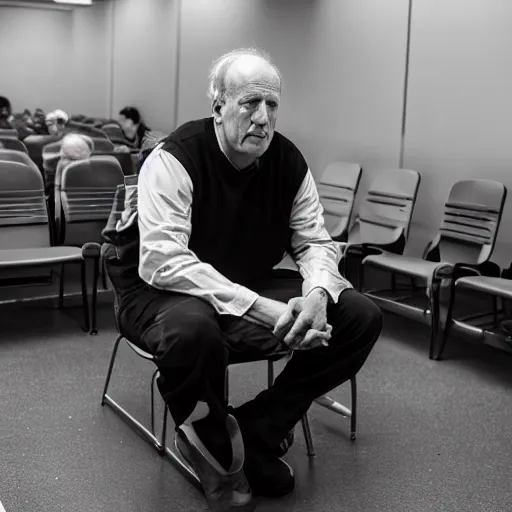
[{"xmin": 54, "ymin": 0, "xmax": 93, "ymax": 5}]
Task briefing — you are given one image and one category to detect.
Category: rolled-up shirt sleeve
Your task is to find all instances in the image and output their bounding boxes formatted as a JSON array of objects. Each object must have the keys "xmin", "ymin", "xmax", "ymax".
[
  {"xmin": 289, "ymin": 169, "xmax": 353, "ymax": 303},
  {"xmin": 137, "ymin": 149, "xmax": 259, "ymax": 316}
]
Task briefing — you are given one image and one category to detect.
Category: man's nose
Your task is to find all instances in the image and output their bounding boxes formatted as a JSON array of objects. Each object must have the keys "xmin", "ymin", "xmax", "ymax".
[{"xmin": 251, "ymin": 101, "xmax": 269, "ymax": 125}]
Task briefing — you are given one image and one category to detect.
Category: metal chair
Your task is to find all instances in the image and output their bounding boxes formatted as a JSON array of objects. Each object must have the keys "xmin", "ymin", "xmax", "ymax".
[
  {"xmin": 363, "ymin": 179, "xmax": 507, "ymax": 359},
  {"xmin": 339, "ymin": 168, "xmax": 421, "ymax": 289},
  {"xmin": 317, "ymin": 162, "xmax": 363, "ymax": 242},
  {"xmin": 0, "ymin": 160, "xmax": 96, "ymax": 332},
  {"xmin": 102, "ymin": 327, "xmax": 357, "ymax": 483},
  {"xmin": 439, "ymin": 275, "xmax": 512, "ymax": 358},
  {"xmin": 55, "ymin": 156, "xmax": 125, "ymax": 334}
]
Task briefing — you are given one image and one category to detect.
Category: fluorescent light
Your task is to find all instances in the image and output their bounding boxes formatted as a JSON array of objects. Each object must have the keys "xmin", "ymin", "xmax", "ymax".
[{"xmin": 54, "ymin": 0, "xmax": 93, "ymax": 5}]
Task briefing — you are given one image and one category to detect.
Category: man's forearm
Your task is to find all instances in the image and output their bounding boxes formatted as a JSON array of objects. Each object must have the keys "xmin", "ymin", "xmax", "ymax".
[{"xmin": 243, "ymin": 296, "xmax": 288, "ymax": 330}]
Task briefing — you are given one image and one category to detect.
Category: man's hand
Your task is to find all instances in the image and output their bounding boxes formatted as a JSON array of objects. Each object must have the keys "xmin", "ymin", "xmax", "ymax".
[{"xmin": 273, "ymin": 289, "xmax": 332, "ymax": 350}]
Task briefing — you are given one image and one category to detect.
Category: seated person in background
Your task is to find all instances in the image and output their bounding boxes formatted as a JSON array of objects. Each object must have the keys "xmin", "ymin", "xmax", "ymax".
[
  {"xmin": 44, "ymin": 133, "xmax": 93, "ymax": 217},
  {"xmin": 118, "ymin": 106, "xmax": 150, "ymax": 150},
  {"xmin": 46, "ymin": 109, "xmax": 70, "ymax": 137},
  {"xmin": 0, "ymin": 96, "xmax": 14, "ymax": 129},
  {"xmin": 33, "ymin": 109, "xmax": 49, "ymax": 134},
  {"xmin": 103, "ymin": 48, "xmax": 382, "ymax": 511}
]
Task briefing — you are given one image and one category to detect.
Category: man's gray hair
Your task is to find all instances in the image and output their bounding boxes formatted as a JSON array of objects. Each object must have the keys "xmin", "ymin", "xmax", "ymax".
[{"xmin": 207, "ymin": 47, "xmax": 282, "ymax": 108}]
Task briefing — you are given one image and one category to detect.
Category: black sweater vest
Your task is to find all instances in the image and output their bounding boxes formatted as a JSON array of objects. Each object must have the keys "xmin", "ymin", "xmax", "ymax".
[{"xmin": 160, "ymin": 118, "xmax": 308, "ymax": 285}]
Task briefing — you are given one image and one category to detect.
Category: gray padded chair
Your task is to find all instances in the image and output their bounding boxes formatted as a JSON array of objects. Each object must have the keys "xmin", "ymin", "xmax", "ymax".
[
  {"xmin": 0, "ymin": 128, "xmax": 18, "ymax": 138},
  {"xmin": 102, "ymin": 123, "xmax": 128, "ymax": 144},
  {"xmin": 24, "ymin": 134, "xmax": 61, "ymax": 171},
  {"xmin": 338, "ymin": 168, "xmax": 421, "ymax": 290},
  {"xmin": 55, "ymin": 156, "xmax": 125, "ymax": 334},
  {"xmin": 0, "ymin": 148, "xmax": 39, "ymax": 172},
  {"xmin": 317, "ymin": 162, "xmax": 362, "ymax": 241},
  {"xmin": 363, "ymin": 179, "xmax": 507, "ymax": 360},
  {"xmin": 439, "ymin": 276, "xmax": 512, "ymax": 358},
  {"xmin": 0, "ymin": 160, "xmax": 96, "ymax": 332},
  {"xmin": 0, "ymin": 137, "xmax": 27, "ymax": 153}
]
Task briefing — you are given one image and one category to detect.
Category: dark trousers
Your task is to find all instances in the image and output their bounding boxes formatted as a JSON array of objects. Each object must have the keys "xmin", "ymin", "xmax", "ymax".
[{"xmin": 117, "ymin": 269, "xmax": 382, "ymax": 452}]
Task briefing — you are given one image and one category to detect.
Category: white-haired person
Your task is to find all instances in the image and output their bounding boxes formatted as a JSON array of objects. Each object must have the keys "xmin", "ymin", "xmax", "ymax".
[
  {"xmin": 43, "ymin": 134, "xmax": 94, "ymax": 222},
  {"xmin": 45, "ymin": 109, "xmax": 70, "ymax": 137},
  {"xmin": 102, "ymin": 48, "xmax": 382, "ymax": 511}
]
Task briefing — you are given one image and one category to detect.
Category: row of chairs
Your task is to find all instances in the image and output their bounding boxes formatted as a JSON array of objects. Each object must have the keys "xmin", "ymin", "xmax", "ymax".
[
  {"xmin": 312, "ymin": 163, "xmax": 510, "ymax": 360},
  {"xmin": 0, "ymin": 149, "xmax": 126, "ymax": 334}
]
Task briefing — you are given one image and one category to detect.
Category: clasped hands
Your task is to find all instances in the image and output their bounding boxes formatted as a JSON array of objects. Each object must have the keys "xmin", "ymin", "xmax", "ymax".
[{"xmin": 273, "ymin": 288, "xmax": 332, "ymax": 351}]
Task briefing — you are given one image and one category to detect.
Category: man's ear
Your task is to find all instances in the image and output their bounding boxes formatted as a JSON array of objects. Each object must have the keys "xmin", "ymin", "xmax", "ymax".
[{"xmin": 212, "ymin": 100, "xmax": 224, "ymax": 123}]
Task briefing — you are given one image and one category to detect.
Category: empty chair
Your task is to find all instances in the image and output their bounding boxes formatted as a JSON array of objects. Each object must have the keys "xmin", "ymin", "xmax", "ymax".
[
  {"xmin": 24, "ymin": 134, "xmax": 61, "ymax": 170},
  {"xmin": 0, "ymin": 148, "xmax": 39, "ymax": 174},
  {"xmin": 363, "ymin": 179, "xmax": 507, "ymax": 359},
  {"xmin": 0, "ymin": 160, "xmax": 99, "ymax": 332},
  {"xmin": 343, "ymin": 168, "xmax": 421, "ymax": 255},
  {"xmin": 317, "ymin": 162, "xmax": 362, "ymax": 241},
  {"xmin": 68, "ymin": 122, "xmax": 107, "ymax": 138},
  {"xmin": 438, "ymin": 274, "xmax": 512, "ymax": 359},
  {"xmin": 275, "ymin": 162, "xmax": 362, "ymax": 272},
  {"xmin": 0, "ymin": 128, "xmax": 18, "ymax": 137},
  {"xmin": 55, "ymin": 155, "xmax": 124, "ymax": 246},
  {"xmin": 101, "ymin": 123, "xmax": 126, "ymax": 142},
  {"xmin": 0, "ymin": 137, "xmax": 27, "ymax": 153},
  {"xmin": 54, "ymin": 156, "xmax": 125, "ymax": 333}
]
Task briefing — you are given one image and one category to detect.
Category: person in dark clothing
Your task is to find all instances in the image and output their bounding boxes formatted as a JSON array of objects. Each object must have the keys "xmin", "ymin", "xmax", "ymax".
[
  {"xmin": 118, "ymin": 106, "xmax": 150, "ymax": 149},
  {"xmin": 103, "ymin": 48, "xmax": 382, "ymax": 512},
  {"xmin": 0, "ymin": 96, "xmax": 14, "ymax": 129}
]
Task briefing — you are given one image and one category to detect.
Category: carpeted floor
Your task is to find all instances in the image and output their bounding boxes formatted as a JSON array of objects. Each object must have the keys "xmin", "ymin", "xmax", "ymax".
[{"xmin": 0, "ymin": 300, "xmax": 511, "ymax": 512}]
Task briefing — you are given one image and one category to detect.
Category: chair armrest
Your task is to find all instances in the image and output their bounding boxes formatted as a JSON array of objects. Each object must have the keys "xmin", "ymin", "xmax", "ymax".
[{"xmin": 82, "ymin": 242, "xmax": 101, "ymax": 259}]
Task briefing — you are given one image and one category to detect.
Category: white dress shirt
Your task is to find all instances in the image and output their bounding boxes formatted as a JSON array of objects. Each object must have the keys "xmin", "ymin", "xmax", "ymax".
[{"xmin": 137, "ymin": 142, "xmax": 352, "ymax": 317}]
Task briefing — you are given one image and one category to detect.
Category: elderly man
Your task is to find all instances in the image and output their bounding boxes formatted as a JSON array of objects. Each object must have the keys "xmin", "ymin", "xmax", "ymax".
[{"xmin": 103, "ymin": 48, "xmax": 381, "ymax": 511}]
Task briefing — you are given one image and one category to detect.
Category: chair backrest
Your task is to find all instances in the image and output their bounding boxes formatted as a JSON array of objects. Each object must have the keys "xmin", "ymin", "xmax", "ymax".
[
  {"xmin": 348, "ymin": 168, "xmax": 421, "ymax": 250},
  {"xmin": 90, "ymin": 137, "xmax": 115, "ymax": 153},
  {"xmin": 0, "ymin": 148, "xmax": 40, "ymax": 175},
  {"xmin": 24, "ymin": 134, "xmax": 61, "ymax": 169},
  {"xmin": 0, "ymin": 128, "xmax": 18, "ymax": 138},
  {"xmin": 102, "ymin": 124, "xmax": 126, "ymax": 142},
  {"xmin": 316, "ymin": 162, "xmax": 362, "ymax": 241},
  {"xmin": 0, "ymin": 160, "xmax": 51, "ymax": 249},
  {"xmin": 0, "ymin": 137, "xmax": 27, "ymax": 153},
  {"xmin": 430, "ymin": 179, "xmax": 507, "ymax": 266},
  {"xmin": 55, "ymin": 156, "xmax": 125, "ymax": 245},
  {"xmin": 67, "ymin": 122, "xmax": 107, "ymax": 138}
]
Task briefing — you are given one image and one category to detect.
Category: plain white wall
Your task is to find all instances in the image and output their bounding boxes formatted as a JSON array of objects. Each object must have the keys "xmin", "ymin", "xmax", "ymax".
[
  {"xmin": 0, "ymin": 4, "xmax": 109, "ymax": 116},
  {"xmin": 178, "ymin": 0, "xmax": 409, "ymax": 186},
  {"xmin": 110, "ymin": 0, "xmax": 180, "ymax": 132},
  {"xmin": 403, "ymin": 0, "xmax": 512, "ymax": 263},
  {"xmin": 0, "ymin": 6, "xmax": 74, "ymax": 113}
]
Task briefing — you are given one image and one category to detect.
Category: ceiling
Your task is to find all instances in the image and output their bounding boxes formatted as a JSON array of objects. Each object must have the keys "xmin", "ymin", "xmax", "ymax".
[{"xmin": 1, "ymin": 0, "xmax": 104, "ymax": 4}]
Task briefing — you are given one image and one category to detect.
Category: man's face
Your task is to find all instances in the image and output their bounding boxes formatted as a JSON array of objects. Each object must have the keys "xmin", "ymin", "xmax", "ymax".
[
  {"xmin": 215, "ymin": 58, "xmax": 281, "ymax": 166},
  {"xmin": 118, "ymin": 115, "xmax": 136, "ymax": 136}
]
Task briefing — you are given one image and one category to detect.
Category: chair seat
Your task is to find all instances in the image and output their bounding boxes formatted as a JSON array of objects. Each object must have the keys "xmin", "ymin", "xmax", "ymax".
[
  {"xmin": 456, "ymin": 276, "xmax": 512, "ymax": 299},
  {"xmin": 363, "ymin": 252, "xmax": 453, "ymax": 281},
  {"xmin": 0, "ymin": 247, "xmax": 83, "ymax": 268}
]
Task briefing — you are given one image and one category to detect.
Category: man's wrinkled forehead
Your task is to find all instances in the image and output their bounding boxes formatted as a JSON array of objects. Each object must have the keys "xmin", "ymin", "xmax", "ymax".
[{"xmin": 225, "ymin": 56, "xmax": 281, "ymax": 98}]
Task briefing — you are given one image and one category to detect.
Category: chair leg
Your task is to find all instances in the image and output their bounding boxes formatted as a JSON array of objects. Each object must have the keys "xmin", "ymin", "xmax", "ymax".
[
  {"xmin": 350, "ymin": 376, "xmax": 357, "ymax": 441},
  {"xmin": 301, "ymin": 413, "xmax": 315, "ymax": 457},
  {"xmin": 151, "ymin": 369, "xmax": 158, "ymax": 436},
  {"xmin": 80, "ymin": 259, "xmax": 90, "ymax": 333},
  {"xmin": 58, "ymin": 263, "xmax": 65, "ymax": 309},
  {"xmin": 89, "ymin": 255, "xmax": 100, "ymax": 335},
  {"xmin": 428, "ymin": 279, "xmax": 442, "ymax": 360},
  {"xmin": 435, "ymin": 280, "xmax": 457, "ymax": 361},
  {"xmin": 101, "ymin": 334, "xmax": 123, "ymax": 405},
  {"xmin": 101, "ymin": 255, "xmax": 108, "ymax": 290}
]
